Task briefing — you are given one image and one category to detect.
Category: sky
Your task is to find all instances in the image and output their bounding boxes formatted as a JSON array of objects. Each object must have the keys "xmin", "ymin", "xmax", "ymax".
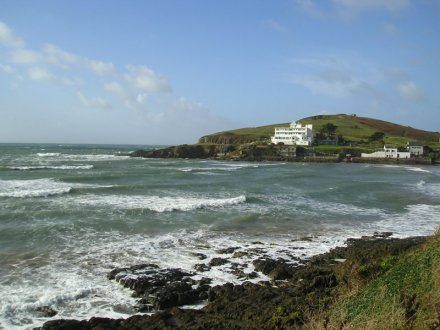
[{"xmin": 0, "ymin": 0, "xmax": 439, "ymax": 144}]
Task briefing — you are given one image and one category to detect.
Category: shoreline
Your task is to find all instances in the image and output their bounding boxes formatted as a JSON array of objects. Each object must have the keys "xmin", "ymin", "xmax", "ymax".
[
  {"xmin": 38, "ymin": 232, "xmax": 433, "ymax": 329},
  {"xmin": 130, "ymin": 145, "xmax": 435, "ymax": 166}
]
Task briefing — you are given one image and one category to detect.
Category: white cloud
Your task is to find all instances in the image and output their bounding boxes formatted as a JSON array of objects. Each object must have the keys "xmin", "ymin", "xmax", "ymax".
[
  {"xmin": 124, "ymin": 64, "xmax": 171, "ymax": 93},
  {"xmin": 292, "ymin": 74, "xmax": 362, "ymax": 97},
  {"xmin": 28, "ymin": 66, "xmax": 52, "ymax": 81},
  {"xmin": 77, "ymin": 91, "xmax": 111, "ymax": 109},
  {"xmin": 104, "ymin": 81, "xmax": 126, "ymax": 97},
  {"xmin": 0, "ymin": 63, "xmax": 13, "ymax": 73},
  {"xmin": 43, "ymin": 44, "xmax": 81, "ymax": 66},
  {"xmin": 0, "ymin": 21, "xmax": 24, "ymax": 48},
  {"xmin": 296, "ymin": 0, "xmax": 409, "ymax": 18},
  {"xmin": 11, "ymin": 49, "xmax": 41, "ymax": 64},
  {"xmin": 397, "ymin": 81, "xmax": 425, "ymax": 102},
  {"xmin": 88, "ymin": 60, "xmax": 115, "ymax": 75},
  {"xmin": 136, "ymin": 93, "xmax": 147, "ymax": 104},
  {"xmin": 290, "ymin": 56, "xmax": 377, "ymax": 97},
  {"xmin": 333, "ymin": 0, "xmax": 409, "ymax": 13},
  {"xmin": 261, "ymin": 19, "xmax": 286, "ymax": 32},
  {"xmin": 294, "ymin": 0, "xmax": 326, "ymax": 17}
]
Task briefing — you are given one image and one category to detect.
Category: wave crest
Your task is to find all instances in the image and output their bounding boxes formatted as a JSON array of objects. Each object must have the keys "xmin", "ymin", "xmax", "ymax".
[
  {"xmin": 0, "ymin": 179, "xmax": 73, "ymax": 198},
  {"xmin": 74, "ymin": 194, "xmax": 247, "ymax": 212},
  {"xmin": 9, "ymin": 165, "xmax": 94, "ymax": 171}
]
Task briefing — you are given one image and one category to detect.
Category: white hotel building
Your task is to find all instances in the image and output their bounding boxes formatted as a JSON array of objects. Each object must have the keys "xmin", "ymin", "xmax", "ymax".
[{"xmin": 271, "ymin": 121, "xmax": 314, "ymax": 146}]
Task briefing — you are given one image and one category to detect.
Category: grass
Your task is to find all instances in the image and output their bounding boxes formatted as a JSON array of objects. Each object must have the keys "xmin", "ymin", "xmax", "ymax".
[
  {"xmin": 198, "ymin": 114, "xmax": 440, "ymax": 150},
  {"xmin": 313, "ymin": 232, "xmax": 440, "ymax": 329}
]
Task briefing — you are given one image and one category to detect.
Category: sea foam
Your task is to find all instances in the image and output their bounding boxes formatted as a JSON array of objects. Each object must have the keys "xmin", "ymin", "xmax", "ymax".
[
  {"xmin": 72, "ymin": 194, "xmax": 247, "ymax": 212},
  {"xmin": 0, "ymin": 178, "xmax": 108, "ymax": 198},
  {"xmin": 9, "ymin": 164, "xmax": 94, "ymax": 171},
  {"xmin": 0, "ymin": 178, "xmax": 73, "ymax": 198}
]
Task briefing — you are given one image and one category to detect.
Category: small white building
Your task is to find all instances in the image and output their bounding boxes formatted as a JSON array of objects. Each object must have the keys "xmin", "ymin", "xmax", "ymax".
[
  {"xmin": 361, "ymin": 146, "xmax": 411, "ymax": 159},
  {"xmin": 407, "ymin": 142, "xmax": 424, "ymax": 156},
  {"xmin": 271, "ymin": 121, "xmax": 313, "ymax": 146}
]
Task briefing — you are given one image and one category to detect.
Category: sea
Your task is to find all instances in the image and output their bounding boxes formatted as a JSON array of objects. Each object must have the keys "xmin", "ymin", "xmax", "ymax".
[{"xmin": 0, "ymin": 143, "xmax": 439, "ymax": 329}]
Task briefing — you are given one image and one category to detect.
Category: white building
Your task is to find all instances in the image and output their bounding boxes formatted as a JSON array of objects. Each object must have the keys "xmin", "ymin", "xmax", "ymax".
[
  {"xmin": 407, "ymin": 142, "xmax": 424, "ymax": 156},
  {"xmin": 361, "ymin": 146, "xmax": 411, "ymax": 159},
  {"xmin": 271, "ymin": 121, "xmax": 313, "ymax": 146}
]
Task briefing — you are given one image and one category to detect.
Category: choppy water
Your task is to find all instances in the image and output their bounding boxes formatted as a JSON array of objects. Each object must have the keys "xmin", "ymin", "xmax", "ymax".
[{"xmin": 0, "ymin": 143, "xmax": 439, "ymax": 329}]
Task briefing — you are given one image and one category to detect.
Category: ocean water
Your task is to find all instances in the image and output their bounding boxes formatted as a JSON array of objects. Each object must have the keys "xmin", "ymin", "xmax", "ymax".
[{"xmin": 0, "ymin": 143, "xmax": 439, "ymax": 329}]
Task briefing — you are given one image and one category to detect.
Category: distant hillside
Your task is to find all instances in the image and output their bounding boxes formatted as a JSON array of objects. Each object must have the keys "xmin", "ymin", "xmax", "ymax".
[{"xmin": 198, "ymin": 114, "xmax": 440, "ymax": 148}]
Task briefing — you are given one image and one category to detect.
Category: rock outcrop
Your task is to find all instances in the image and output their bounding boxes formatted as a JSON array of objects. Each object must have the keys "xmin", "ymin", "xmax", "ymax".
[{"xmin": 39, "ymin": 234, "xmax": 428, "ymax": 330}]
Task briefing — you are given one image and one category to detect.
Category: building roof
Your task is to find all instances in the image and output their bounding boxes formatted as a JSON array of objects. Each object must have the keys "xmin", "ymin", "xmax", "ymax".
[{"xmin": 407, "ymin": 141, "xmax": 423, "ymax": 147}]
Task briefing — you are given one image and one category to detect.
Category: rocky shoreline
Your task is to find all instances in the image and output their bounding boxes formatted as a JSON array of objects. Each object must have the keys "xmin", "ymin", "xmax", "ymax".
[
  {"xmin": 38, "ymin": 233, "xmax": 428, "ymax": 329},
  {"xmin": 130, "ymin": 144, "xmax": 434, "ymax": 165}
]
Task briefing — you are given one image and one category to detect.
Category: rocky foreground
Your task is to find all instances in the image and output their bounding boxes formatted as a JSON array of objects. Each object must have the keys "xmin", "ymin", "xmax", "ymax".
[{"xmin": 38, "ymin": 233, "xmax": 434, "ymax": 330}]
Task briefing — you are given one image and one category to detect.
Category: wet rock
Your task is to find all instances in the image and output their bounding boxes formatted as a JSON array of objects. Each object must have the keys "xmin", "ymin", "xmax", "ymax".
[
  {"xmin": 232, "ymin": 250, "xmax": 249, "ymax": 258},
  {"xmin": 373, "ymin": 231, "xmax": 393, "ymax": 238},
  {"xmin": 253, "ymin": 258, "xmax": 295, "ymax": 281},
  {"xmin": 216, "ymin": 246, "xmax": 240, "ymax": 254},
  {"xmin": 108, "ymin": 264, "xmax": 212, "ymax": 311},
  {"xmin": 42, "ymin": 234, "xmax": 431, "ymax": 330},
  {"xmin": 194, "ymin": 263, "xmax": 211, "ymax": 272},
  {"xmin": 39, "ymin": 319, "xmax": 89, "ymax": 329},
  {"xmin": 192, "ymin": 252, "xmax": 208, "ymax": 260},
  {"xmin": 107, "ymin": 263, "xmax": 159, "ymax": 280},
  {"xmin": 209, "ymin": 257, "xmax": 229, "ymax": 267},
  {"xmin": 35, "ymin": 306, "xmax": 58, "ymax": 317},
  {"xmin": 154, "ymin": 282, "xmax": 198, "ymax": 309}
]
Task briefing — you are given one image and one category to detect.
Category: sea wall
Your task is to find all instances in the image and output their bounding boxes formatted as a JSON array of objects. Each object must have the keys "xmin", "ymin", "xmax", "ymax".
[{"xmin": 350, "ymin": 157, "xmax": 433, "ymax": 165}]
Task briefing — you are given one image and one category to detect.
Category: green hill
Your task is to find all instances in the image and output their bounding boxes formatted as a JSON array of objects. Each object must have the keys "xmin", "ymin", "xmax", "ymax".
[{"xmin": 198, "ymin": 114, "xmax": 440, "ymax": 149}]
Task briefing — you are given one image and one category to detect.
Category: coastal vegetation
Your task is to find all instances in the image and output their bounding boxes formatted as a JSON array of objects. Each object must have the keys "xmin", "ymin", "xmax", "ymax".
[
  {"xmin": 40, "ymin": 232, "xmax": 440, "ymax": 329},
  {"xmin": 306, "ymin": 230, "xmax": 440, "ymax": 329},
  {"xmin": 199, "ymin": 114, "xmax": 440, "ymax": 151},
  {"xmin": 132, "ymin": 114, "xmax": 439, "ymax": 164}
]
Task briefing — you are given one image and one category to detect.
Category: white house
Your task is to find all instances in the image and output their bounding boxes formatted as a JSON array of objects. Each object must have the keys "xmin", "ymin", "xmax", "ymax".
[
  {"xmin": 271, "ymin": 121, "xmax": 313, "ymax": 146},
  {"xmin": 361, "ymin": 146, "xmax": 411, "ymax": 159},
  {"xmin": 407, "ymin": 142, "xmax": 424, "ymax": 156}
]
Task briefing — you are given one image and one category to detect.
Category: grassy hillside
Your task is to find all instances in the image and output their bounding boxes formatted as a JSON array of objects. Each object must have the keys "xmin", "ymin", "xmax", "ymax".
[
  {"xmin": 198, "ymin": 114, "xmax": 440, "ymax": 149},
  {"xmin": 198, "ymin": 122, "xmax": 289, "ymax": 145},
  {"xmin": 307, "ymin": 231, "xmax": 440, "ymax": 329}
]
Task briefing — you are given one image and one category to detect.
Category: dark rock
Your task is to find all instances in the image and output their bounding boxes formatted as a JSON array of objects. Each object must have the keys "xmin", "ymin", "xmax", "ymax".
[
  {"xmin": 39, "ymin": 319, "xmax": 89, "ymax": 329},
  {"xmin": 192, "ymin": 252, "xmax": 208, "ymax": 260},
  {"xmin": 253, "ymin": 258, "xmax": 295, "ymax": 281},
  {"xmin": 209, "ymin": 257, "xmax": 229, "ymax": 267},
  {"xmin": 154, "ymin": 282, "xmax": 198, "ymax": 310},
  {"xmin": 216, "ymin": 246, "xmax": 240, "ymax": 254},
  {"xmin": 232, "ymin": 251, "xmax": 249, "ymax": 258},
  {"xmin": 35, "ymin": 306, "xmax": 58, "ymax": 317},
  {"xmin": 194, "ymin": 263, "xmax": 211, "ymax": 272},
  {"xmin": 373, "ymin": 231, "xmax": 393, "ymax": 238},
  {"xmin": 108, "ymin": 264, "xmax": 213, "ymax": 313},
  {"xmin": 42, "ymin": 234, "xmax": 430, "ymax": 330}
]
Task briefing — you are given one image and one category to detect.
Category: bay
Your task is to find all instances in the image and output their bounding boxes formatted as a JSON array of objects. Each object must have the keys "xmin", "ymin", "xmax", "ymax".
[{"xmin": 0, "ymin": 143, "xmax": 439, "ymax": 329}]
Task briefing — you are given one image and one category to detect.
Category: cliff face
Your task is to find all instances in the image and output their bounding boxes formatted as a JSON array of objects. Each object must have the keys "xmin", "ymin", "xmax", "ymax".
[
  {"xmin": 131, "ymin": 144, "xmax": 305, "ymax": 161},
  {"xmin": 131, "ymin": 144, "xmax": 235, "ymax": 159},
  {"xmin": 198, "ymin": 133, "xmax": 270, "ymax": 145}
]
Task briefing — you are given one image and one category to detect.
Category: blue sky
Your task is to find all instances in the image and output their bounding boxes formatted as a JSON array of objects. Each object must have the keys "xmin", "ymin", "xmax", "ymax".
[{"xmin": 0, "ymin": 0, "xmax": 439, "ymax": 144}]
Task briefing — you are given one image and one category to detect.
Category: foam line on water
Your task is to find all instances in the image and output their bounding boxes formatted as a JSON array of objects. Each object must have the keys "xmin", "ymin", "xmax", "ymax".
[
  {"xmin": 9, "ymin": 165, "xmax": 94, "ymax": 171},
  {"xmin": 0, "ymin": 178, "xmax": 112, "ymax": 198},
  {"xmin": 71, "ymin": 194, "xmax": 247, "ymax": 212}
]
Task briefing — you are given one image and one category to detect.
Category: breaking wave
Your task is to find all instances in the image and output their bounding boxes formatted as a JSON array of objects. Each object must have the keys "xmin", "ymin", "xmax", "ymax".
[
  {"xmin": 9, "ymin": 165, "xmax": 94, "ymax": 171},
  {"xmin": 72, "ymin": 194, "xmax": 247, "ymax": 212}
]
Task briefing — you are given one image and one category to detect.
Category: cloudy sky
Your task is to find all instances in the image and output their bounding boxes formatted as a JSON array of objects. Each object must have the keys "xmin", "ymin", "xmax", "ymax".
[{"xmin": 0, "ymin": 0, "xmax": 439, "ymax": 144}]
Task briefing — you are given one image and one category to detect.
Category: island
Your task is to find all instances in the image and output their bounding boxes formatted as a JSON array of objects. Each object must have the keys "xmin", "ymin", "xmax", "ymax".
[{"xmin": 131, "ymin": 114, "xmax": 440, "ymax": 165}]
